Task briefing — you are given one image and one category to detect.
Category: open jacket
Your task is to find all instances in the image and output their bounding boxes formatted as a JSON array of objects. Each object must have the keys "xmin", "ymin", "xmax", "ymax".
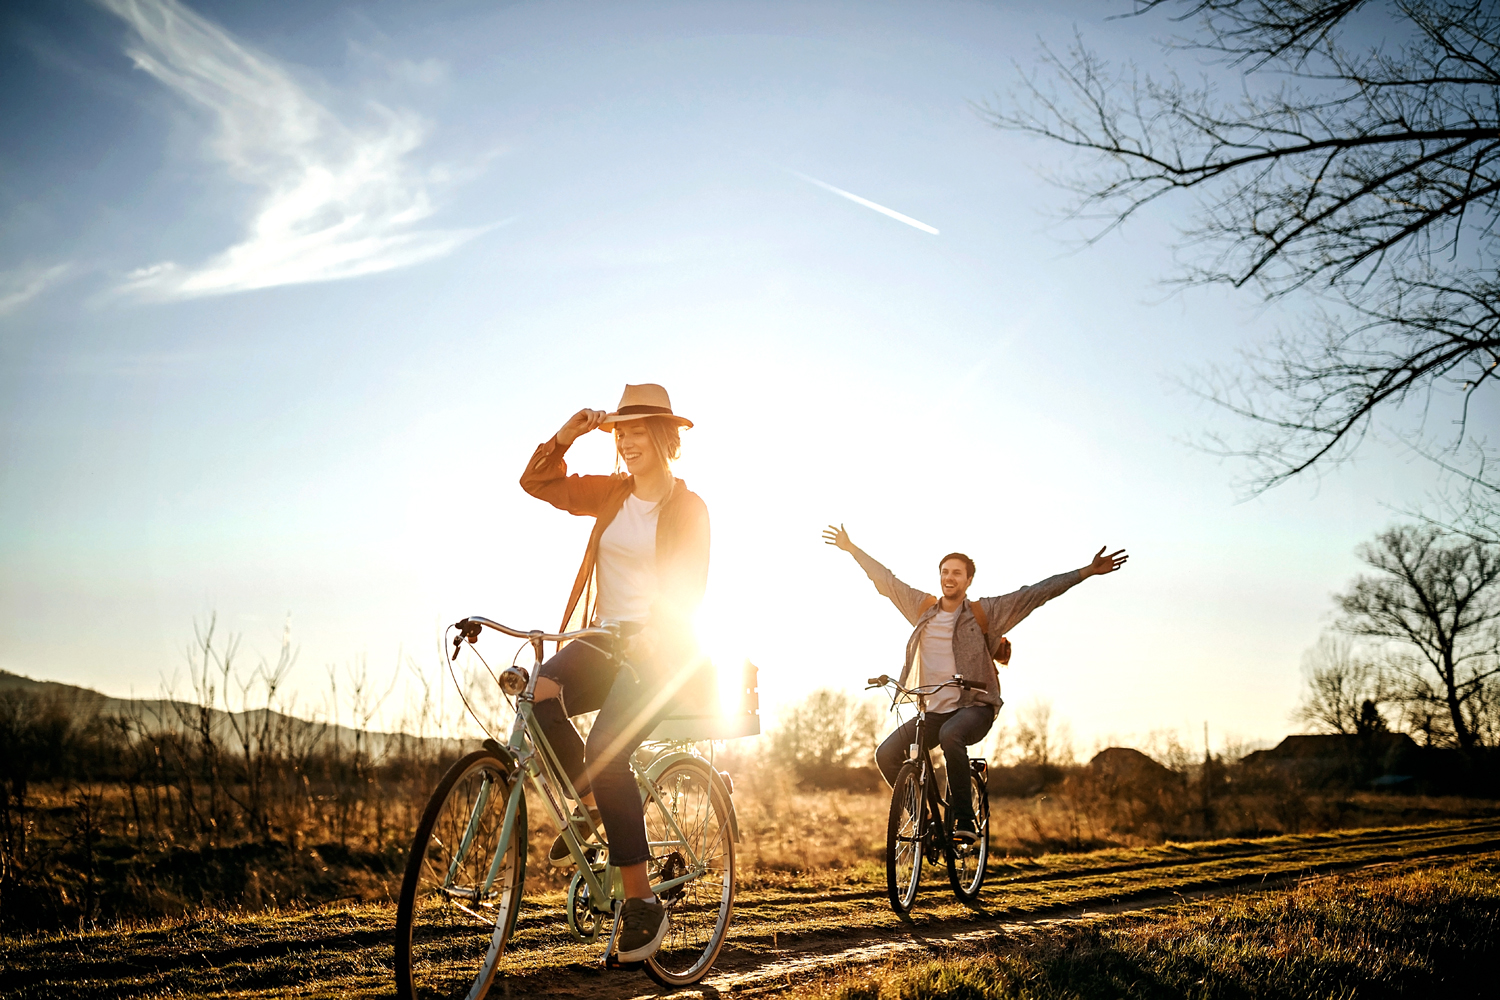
[
  {"xmin": 520, "ymin": 436, "xmax": 710, "ymax": 643},
  {"xmin": 851, "ymin": 549, "xmax": 1082, "ymax": 710}
]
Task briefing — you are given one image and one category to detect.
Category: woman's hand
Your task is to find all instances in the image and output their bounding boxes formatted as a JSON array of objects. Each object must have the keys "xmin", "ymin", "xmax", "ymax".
[
  {"xmin": 555, "ymin": 408, "xmax": 607, "ymax": 447},
  {"xmin": 822, "ymin": 523, "xmax": 855, "ymax": 552}
]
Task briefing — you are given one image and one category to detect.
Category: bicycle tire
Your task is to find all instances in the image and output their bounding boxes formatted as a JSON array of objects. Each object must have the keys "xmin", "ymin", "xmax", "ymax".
[
  {"xmin": 946, "ymin": 765, "xmax": 989, "ymax": 903},
  {"xmin": 395, "ymin": 749, "xmax": 527, "ymax": 1000},
  {"xmin": 885, "ymin": 762, "xmax": 924, "ymax": 915},
  {"xmin": 641, "ymin": 757, "xmax": 736, "ymax": 987}
]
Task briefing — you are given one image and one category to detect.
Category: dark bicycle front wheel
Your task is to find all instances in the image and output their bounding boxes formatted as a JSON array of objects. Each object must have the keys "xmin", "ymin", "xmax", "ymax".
[
  {"xmin": 885, "ymin": 762, "xmax": 924, "ymax": 915},
  {"xmin": 395, "ymin": 749, "xmax": 527, "ymax": 1000},
  {"xmin": 946, "ymin": 764, "xmax": 990, "ymax": 903}
]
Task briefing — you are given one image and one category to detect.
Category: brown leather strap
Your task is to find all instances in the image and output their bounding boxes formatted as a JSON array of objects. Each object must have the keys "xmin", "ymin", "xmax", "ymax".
[
  {"xmin": 920, "ymin": 595, "xmax": 991, "ymax": 638},
  {"xmin": 968, "ymin": 599, "xmax": 988, "ymax": 637}
]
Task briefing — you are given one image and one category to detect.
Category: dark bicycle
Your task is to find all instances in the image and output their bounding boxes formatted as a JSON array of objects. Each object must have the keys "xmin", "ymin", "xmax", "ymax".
[{"xmin": 866, "ymin": 673, "xmax": 991, "ymax": 914}]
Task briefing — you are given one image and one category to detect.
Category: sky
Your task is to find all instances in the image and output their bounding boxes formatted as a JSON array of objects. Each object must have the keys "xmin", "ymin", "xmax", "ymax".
[{"xmin": 0, "ymin": 0, "xmax": 1458, "ymax": 756}]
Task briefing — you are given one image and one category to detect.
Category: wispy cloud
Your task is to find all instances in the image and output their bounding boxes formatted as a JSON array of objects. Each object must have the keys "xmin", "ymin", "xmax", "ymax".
[
  {"xmin": 790, "ymin": 170, "xmax": 939, "ymax": 236},
  {"xmin": 100, "ymin": 0, "xmax": 482, "ymax": 299},
  {"xmin": 0, "ymin": 263, "xmax": 75, "ymax": 316}
]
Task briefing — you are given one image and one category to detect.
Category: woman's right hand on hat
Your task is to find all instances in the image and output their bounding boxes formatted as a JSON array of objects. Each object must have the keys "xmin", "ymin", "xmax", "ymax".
[{"xmin": 556, "ymin": 408, "xmax": 607, "ymax": 446}]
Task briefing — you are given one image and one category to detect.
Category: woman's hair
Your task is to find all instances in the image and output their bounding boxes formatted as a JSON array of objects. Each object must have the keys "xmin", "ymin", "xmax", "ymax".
[
  {"xmin": 643, "ymin": 416, "xmax": 682, "ymax": 462},
  {"xmin": 614, "ymin": 415, "xmax": 682, "ymax": 470}
]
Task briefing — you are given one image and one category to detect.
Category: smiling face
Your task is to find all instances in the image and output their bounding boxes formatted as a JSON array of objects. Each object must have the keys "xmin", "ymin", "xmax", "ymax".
[
  {"xmin": 939, "ymin": 557, "xmax": 972, "ymax": 602},
  {"xmin": 614, "ymin": 420, "xmax": 664, "ymax": 477}
]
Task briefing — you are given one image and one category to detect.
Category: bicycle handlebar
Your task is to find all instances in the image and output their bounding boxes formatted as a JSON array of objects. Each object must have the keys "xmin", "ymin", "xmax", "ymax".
[
  {"xmin": 450, "ymin": 616, "xmax": 619, "ymax": 661},
  {"xmin": 865, "ymin": 673, "xmax": 984, "ymax": 697}
]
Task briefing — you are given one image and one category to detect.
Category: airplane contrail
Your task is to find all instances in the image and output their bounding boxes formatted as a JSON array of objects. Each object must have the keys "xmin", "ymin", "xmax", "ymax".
[{"xmin": 789, "ymin": 170, "xmax": 940, "ymax": 235}]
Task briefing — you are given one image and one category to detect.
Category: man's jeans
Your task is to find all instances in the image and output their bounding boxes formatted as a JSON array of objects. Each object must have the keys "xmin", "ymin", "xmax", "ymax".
[{"xmin": 875, "ymin": 705, "xmax": 995, "ymax": 828}]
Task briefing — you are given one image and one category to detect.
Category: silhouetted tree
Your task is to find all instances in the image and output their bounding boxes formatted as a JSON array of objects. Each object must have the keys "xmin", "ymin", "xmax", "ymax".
[
  {"xmin": 1336, "ymin": 524, "xmax": 1500, "ymax": 750},
  {"xmin": 989, "ymin": 1, "xmax": 1500, "ymax": 497},
  {"xmin": 1294, "ymin": 633, "xmax": 1391, "ymax": 734}
]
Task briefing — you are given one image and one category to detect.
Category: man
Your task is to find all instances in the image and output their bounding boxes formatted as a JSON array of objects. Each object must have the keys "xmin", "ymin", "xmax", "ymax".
[{"xmin": 822, "ymin": 524, "xmax": 1127, "ymax": 840}]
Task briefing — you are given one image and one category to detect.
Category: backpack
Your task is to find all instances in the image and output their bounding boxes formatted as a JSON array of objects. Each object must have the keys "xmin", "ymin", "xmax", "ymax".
[{"xmin": 917, "ymin": 596, "xmax": 1012, "ymax": 666}]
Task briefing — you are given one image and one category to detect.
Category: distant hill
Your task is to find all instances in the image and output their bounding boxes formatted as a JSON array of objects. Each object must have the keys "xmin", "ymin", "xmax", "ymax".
[{"xmin": 0, "ymin": 669, "xmax": 459, "ymax": 757}]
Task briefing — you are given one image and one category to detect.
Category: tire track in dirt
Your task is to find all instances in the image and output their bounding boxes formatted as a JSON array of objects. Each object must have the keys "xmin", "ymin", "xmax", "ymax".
[{"xmin": 497, "ymin": 823, "xmax": 1500, "ymax": 999}]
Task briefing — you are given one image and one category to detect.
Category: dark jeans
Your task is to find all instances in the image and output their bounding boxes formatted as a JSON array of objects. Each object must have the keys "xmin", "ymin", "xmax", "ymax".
[
  {"xmin": 875, "ymin": 705, "xmax": 995, "ymax": 827},
  {"xmin": 532, "ymin": 631, "xmax": 678, "ymax": 868}
]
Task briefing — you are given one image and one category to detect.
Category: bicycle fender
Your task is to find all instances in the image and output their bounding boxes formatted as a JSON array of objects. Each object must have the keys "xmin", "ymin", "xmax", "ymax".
[
  {"xmin": 482, "ymin": 738, "xmax": 519, "ymax": 776},
  {"xmin": 642, "ymin": 750, "xmax": 741, "ymax": 844}
]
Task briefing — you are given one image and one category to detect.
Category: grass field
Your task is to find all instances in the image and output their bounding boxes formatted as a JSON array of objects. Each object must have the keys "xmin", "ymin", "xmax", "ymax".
[{"xmin": 3, "ymin": 817, "xmax": 1497, "ymax": 999}]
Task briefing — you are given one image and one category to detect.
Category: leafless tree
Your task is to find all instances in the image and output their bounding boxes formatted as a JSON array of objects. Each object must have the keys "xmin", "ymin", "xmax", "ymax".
[
  {"xmin": 1335, "ymin": 523, "xmax": 1500, "ymax": 749},
  {"xmin": 769, "ymin": 688, "xmax": 880, "ymax": 777},
  {"xmin": 1294, "ymin": 632, "xmax": 1392, "ymax": 733},
  {"xmin": 987, "ymin": 0, "xmax": 1500, "ymax": 496},
  {"xmin": 1013, "ymin": 697, "xmax": 1076, "ymax": 767}
]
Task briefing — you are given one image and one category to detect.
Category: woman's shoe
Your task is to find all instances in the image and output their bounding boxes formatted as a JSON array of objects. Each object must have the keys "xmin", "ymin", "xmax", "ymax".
[{"xmin": 615, "ymin": 897, "xmax": 670, "ymax": 961}]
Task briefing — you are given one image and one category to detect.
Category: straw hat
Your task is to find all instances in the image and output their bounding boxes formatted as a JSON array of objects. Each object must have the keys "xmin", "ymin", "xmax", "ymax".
[{"xmin": 599, "ymin": 384, "xmax": 693, "ymax": 429}]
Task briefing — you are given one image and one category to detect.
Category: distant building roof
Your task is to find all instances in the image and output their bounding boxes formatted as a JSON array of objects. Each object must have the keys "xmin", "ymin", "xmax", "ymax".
[{"xmin": 1088, "ymin": 746, "xmax": 1176, "ymax": 781}]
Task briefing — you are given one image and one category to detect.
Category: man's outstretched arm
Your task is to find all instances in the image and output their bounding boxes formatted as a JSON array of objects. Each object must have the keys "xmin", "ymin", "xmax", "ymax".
[
  {"xmin": 823, "ymin": 524, "xmax": 929, "ymax": 625},
  {"xmin": 983, "ymin": 545, "xmax": 1130, "ymax": 636}
]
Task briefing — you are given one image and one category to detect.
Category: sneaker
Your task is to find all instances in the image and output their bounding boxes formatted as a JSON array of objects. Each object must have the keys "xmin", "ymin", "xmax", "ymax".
[
  {"xmin": 615, "ymin": 896, "xmax": 670, "ymax": 962},
  {"xmin": 950, "ymin": 815, "xmax": 978, "ymax": 848},
  {"xmin": 548, "ymin": 807, "xmax": 602, "ymax": 868}
]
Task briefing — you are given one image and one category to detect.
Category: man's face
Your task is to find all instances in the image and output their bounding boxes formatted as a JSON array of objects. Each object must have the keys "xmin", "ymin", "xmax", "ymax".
[{"xmin": 939, "ymin": 558, "xmax": 972, "ymax": 601}]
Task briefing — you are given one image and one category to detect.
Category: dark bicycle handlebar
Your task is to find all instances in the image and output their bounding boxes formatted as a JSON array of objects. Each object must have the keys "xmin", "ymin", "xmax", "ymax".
[{"xmin": 865, "ymin": 674, "xmax": 983, "ymax": 697}]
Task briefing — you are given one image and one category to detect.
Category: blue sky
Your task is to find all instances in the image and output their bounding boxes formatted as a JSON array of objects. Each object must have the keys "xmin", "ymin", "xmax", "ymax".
[{"xmin": 0, "ymin": 0, "xmax": 1447, "ymax": 752}]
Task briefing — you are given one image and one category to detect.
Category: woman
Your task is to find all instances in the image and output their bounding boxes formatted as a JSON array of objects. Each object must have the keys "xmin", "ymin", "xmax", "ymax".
[{"xmin": 519, "ymin": 383, "xmax": 709, "ymax": 962}]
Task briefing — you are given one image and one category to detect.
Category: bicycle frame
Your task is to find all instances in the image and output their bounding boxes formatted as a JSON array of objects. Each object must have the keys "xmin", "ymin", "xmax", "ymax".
[{"xmin": 454, "ymin": 619, "xmax": 716, "ymax": 919}]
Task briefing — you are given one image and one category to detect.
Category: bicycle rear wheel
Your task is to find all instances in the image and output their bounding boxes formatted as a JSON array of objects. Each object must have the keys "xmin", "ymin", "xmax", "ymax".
[
  {"xmin": 395, "ymin": 749, "xmax": 527, "ymax": 1000},
  {"xmin": 946, "ymin": 764, "xmax": 989, "ymax": 903},
  {"xmin": 885, "ymin": 762, "xmax": 924, "ymax": 915},
  {"xmin": 641, "ymin": 758, "xmax": 736, "ymax": 987}
]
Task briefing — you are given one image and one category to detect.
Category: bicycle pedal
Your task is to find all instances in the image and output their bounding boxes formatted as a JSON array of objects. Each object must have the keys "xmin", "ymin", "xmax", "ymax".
[{"xmin": 602, "ymin": 954, "xmax": 644, "ymax": 971}]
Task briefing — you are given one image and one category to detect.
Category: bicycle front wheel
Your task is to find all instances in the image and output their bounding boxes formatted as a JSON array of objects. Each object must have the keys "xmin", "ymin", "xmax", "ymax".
[
  {"xmin": 946, "ymin": 765, "xmax": 989, "ymax": 903},
  {"xmin": 886, "ymin": 762, "xmax": 924, "ymax": 915},
  {"xmin": 641, "ymin": 758, "xmax": 736, "ymax": 987},
  {"xmin": 395, "ymin": 749, "xmax": 527, "ymax": 1000}
]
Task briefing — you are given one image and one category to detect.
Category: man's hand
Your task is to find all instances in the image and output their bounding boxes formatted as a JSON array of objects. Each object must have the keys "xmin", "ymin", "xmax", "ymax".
[
  {"xmin": 822, "ymin": 523, "xmax": 855, "ymax": 552},
  {"xmin": 555, "ymin": 408, "xmax": 607, "ymax": 447},
  {"xmin": 1083, "ymin": 546, "xmax": 1128, "ymax": 578}
]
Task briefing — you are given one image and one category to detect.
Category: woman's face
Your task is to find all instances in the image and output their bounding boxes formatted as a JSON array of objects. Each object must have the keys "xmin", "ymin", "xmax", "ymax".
[{"xmin": 614, "ymin": 421, "xmax": 661, "ymax": 476}]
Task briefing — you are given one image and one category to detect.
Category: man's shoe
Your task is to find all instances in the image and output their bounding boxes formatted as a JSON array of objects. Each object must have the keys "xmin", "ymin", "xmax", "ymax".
[
  {"xmin": 615, "ymin": 897, "xmax": 670, "ymax": 962},
  {"xmin": 548, "ymin": 807, "xmax": 602, "ymax": 868},
  {"xmin": 950, "ymin": 815, "xmax": 979, "ymax": 849}
]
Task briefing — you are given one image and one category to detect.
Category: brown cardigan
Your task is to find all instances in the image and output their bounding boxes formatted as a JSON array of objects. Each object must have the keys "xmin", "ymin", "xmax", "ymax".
[{"xmin": 520, "ymin": 437, "xmax": 710, "ymax": 636}]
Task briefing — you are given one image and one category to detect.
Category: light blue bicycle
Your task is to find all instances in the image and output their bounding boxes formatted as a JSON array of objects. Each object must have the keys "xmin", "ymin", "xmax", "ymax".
[{"xmin": 394, "ymin": 616, "xmax": 754, "ymax": 999}]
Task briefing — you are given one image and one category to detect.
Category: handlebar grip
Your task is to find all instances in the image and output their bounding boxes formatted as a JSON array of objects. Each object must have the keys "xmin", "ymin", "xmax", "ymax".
[{"xmin": 866, "ymin": 675, "xmax": 889, "ymax": 687}]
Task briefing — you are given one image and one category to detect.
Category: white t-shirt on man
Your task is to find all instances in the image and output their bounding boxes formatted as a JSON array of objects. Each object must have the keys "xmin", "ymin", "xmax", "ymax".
[
  {"xmin": 594, "ymin": 493, "xmax": 661, "ymax": 623},
  {"xmin": 917, "ymin": 606, "xmax": 962, "ymax": 713}
]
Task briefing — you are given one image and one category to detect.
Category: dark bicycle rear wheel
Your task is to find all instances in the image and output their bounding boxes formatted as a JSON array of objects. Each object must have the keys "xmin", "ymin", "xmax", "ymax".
[
  {"xmin": 946, "ymin": 764, "xmax": 989, "ymax": 903},
  {"xmin": 885, "ymin": 762, "xmax": 924, "ymax": 915}
]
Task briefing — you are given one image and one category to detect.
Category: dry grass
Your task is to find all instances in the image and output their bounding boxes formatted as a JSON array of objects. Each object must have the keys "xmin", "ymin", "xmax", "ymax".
[{"xmin": 801, "ymin": 855, "xmax": 1500, "ymax": 999}]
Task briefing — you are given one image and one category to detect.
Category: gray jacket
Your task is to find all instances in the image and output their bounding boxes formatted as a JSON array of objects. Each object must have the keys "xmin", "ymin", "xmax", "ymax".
[{"xmin": 852, "ymin": 549, "xmax": 1083, "ymax": 710}]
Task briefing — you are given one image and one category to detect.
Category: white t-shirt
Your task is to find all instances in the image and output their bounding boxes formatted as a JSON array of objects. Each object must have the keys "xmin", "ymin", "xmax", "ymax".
[
  {"xmin": 917, "ymin": 606, "xmax": 962, "ymax": 713},
  {"xmin": 594, "ymin": 493, "xmax": 661, "ymax": 623}
]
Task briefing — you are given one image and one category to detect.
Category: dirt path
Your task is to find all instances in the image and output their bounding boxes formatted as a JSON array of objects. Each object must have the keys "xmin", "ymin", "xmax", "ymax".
[
  {"xmin": 488, "ymin": 817, "xmax": 1500, "ymax": 999},
  {"xmin": 3, "ymin": 818, "xmax": 1498, "ymax": 999}
]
